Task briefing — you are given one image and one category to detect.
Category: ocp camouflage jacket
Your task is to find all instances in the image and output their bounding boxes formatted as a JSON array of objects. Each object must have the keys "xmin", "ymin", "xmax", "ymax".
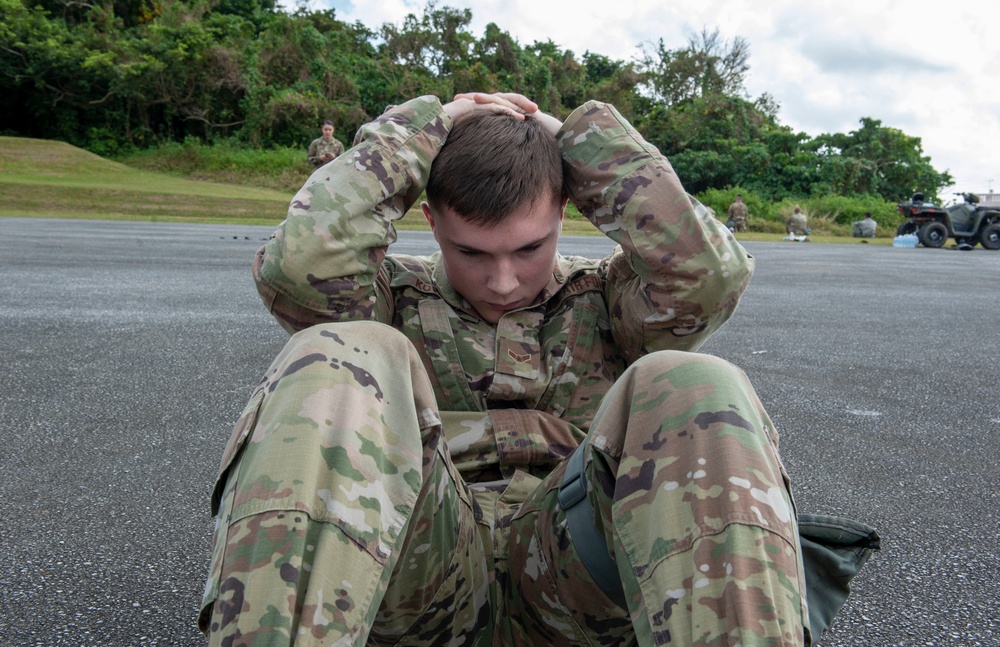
[{"xmin": 253, "ymin": 96, "xmax": 753, "ymax": 489}]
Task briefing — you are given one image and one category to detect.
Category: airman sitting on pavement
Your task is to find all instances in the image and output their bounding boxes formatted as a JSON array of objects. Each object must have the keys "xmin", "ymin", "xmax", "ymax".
[
  {"xmin": 200, "ymin": 92, "xmax": 873, "ymax": 646},
  {"xmin": 785, "ymin": 206, "xmax": 810, "ymax": 241}
]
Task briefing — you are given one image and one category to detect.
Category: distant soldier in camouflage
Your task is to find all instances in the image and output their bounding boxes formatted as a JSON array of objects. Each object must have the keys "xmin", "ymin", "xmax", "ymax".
[
  {"xmin": 306, "ymin": 120, "xmax": 345, "ymax": 168},
  {"xmin": 201, "ymin": 93, "xmax": 810, "ymax": 646},
  {"xmin": 787, "ymin": 207, "xmax": 809, "ymax": 236},
  {"xmin": 727, "ymin": 193, "xmax": 748, "ymax": 232}
]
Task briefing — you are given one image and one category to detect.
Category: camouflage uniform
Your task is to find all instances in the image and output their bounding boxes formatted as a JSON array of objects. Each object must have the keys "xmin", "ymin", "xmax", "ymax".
[
  {"xmin": 727, "ymin": 200, "xmax": 748, "ymax": 233},
  {"xmin": 201, "ymin": 97, "xmax": 809, "ymax": 646},
  {"xmin": 787, "ymin": 211, "xmax": 808, "ymax": 236},
  {"xmin": 307, "ymin": 136, "xmax": 345, "ymax": 168}
]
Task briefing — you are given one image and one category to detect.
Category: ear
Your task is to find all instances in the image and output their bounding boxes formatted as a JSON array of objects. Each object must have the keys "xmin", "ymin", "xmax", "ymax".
[
  {"xmin": 559, "ymin": 196, "xmax": 568, "ymax": 222},
  {"xmin": 420, "ymin": 201, "xmax": 435, "ymax": 231}
]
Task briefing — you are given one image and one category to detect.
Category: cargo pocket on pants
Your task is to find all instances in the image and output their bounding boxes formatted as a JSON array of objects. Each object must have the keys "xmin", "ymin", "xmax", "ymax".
[{"xmin": 198, "ymin": 387, "xmax": 265, "ymax": 633}]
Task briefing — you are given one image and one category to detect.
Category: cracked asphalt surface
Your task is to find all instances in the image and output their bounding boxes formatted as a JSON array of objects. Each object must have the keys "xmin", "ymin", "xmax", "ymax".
[{"xmin": 1, "ymin": 217, "xmax": 998, "ymax": 646}]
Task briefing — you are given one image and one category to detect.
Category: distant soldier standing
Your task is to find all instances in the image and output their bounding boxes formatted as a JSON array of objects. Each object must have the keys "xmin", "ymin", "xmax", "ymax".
[
  {"xmin": 306, "ymin": 119, "xmax": 344, "ymax": 168},
  {"xmin": 727, "ymin": 193, "xmax": 748, "ymax": 232}
]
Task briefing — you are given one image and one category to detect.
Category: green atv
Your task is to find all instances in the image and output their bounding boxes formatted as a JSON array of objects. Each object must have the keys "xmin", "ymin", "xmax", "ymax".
[{"xmin": 896, "ymin": 192, "xmax": 1000, "ymax": 250}]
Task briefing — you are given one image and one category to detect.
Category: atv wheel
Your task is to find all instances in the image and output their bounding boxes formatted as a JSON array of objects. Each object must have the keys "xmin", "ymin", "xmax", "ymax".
[
  {"xmin": 896, "ymin": 221, "xmax": 917, "ymax": 236},
  {"xmin": 980, "ymin": 223, "xmax": 1000, "ymax": 250},
  {"xmin": 918, "ymin": 221, "xmax": 948, "ymax": 248}
]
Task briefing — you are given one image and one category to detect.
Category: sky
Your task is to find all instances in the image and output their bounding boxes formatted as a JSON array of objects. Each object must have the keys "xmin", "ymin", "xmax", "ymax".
[{"xmin": 297, "ymin": 0, "xmax": 1000, "ymax": 198}]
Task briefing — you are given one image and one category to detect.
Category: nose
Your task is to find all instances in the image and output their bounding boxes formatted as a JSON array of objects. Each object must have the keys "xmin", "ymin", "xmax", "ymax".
[{"xmin": 486, "ymin": 259, "xmax": 518, "ymax": 296}]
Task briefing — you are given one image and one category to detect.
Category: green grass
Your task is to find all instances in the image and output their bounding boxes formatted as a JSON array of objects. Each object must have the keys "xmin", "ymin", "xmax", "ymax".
[
  {"xmin": 0, "ymin": 136, "xmax": 296, "ymax": 225},
  {"xmin": 114, "ymin": 138, "xmax": 313, "ymax": 195},
  {"xmin": 0, "ymin": 136, "xmax": 893, "ymax": 241},
  {"xmin": 0, "ymin": 136, "xmax": 576, "ymax": 231}
]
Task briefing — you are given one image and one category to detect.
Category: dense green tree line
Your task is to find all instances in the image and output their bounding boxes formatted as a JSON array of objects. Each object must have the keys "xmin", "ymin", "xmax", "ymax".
[{"xmin": 1, "ymin": 0, "xmax": 951, "ymax": 203}]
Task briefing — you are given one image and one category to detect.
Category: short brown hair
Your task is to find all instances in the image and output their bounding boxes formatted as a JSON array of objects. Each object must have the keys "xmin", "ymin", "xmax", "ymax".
[{"xmin": 426, "ymin": 111, "xmax": 564, "ymax": 227}]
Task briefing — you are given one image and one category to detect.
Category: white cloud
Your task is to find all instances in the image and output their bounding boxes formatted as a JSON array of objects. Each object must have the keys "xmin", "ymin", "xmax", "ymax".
[{"xmin": 298, "ymin": 0, "xmax": 1000, "ymax": 195}]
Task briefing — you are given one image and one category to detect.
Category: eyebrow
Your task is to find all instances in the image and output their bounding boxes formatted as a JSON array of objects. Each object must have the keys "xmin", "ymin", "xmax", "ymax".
[{"xmin": 453, "ymin": 231, "xmax": 554, "ymax": 254}]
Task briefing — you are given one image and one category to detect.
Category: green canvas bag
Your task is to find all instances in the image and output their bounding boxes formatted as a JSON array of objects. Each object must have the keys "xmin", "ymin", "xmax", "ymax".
[
  {"xmin": 798, "ymin": 513, "xmax": 881, "ymax": 641},
  {"xmin": 559, "ymin": 442, "xmax": 882, "ymax": 643}
]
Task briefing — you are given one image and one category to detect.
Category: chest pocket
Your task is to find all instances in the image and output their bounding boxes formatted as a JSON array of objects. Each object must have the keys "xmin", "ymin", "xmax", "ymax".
[
  {"xmin": 534, "ymin": 299, "xmax": 600, "ymax": 416},
  {"xmin": 495, "ymin": 310, "xmax": 544, "ymax": 380}
]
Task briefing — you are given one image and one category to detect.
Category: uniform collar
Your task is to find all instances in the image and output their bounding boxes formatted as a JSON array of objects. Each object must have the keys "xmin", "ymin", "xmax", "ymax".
[{"xmin": 428, "ymin": 253, "xmax": 571, "ymax": 321}]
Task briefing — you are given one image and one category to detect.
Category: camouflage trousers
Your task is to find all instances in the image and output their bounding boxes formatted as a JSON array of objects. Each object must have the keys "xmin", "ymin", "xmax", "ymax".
[{"xmin": 200, "ymin": 321, "xmax": 808, "ymax": 646}]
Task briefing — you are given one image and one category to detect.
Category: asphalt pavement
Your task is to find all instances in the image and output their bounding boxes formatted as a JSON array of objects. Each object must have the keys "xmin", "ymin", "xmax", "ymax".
[{"xmin": 1, "ymin": 217, "xmax": 998, "ymax": 646}]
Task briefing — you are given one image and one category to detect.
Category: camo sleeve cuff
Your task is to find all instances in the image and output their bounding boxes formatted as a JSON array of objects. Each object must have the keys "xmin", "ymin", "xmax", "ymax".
[{"xmin": 558, "ymin": 101, "xmax": 753, "ymax": 356}]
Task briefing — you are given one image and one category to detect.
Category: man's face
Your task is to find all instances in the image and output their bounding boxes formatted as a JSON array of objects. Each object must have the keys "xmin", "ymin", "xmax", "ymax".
[
  {"xmin": 422, "ymin": 195, "xmax": 565, "ymax": 324},
  {"xmin": 321, "ymin": 124, "xmax": 334, "ymax": 140}
]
